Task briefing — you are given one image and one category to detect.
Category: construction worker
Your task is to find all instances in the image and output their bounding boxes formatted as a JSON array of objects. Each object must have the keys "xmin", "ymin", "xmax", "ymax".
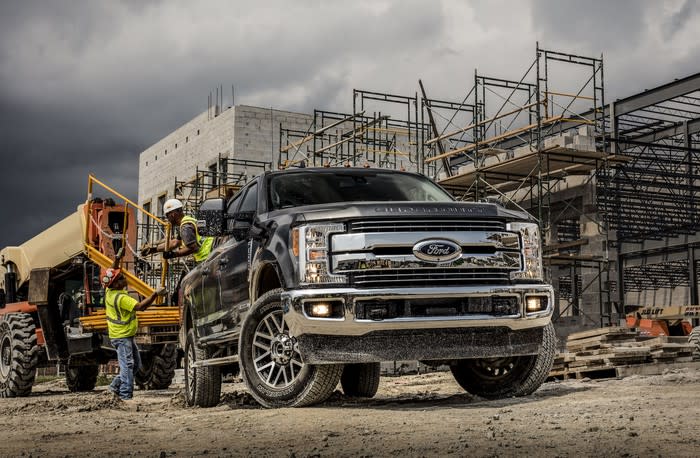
[
  {"xmin": 104, "ymin": 251, "xmax": 166, "ymax": 401},
  {"xmin": 141, "ymin": 198, "xmax": 213, "ymax": 263}
]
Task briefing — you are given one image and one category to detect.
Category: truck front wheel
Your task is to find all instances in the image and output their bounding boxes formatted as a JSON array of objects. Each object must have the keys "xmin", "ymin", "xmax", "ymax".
[
  {"xmin": 0, "ymin": 313, "xmax": 39, "ymax": 398},
  {"xmin": 239, "ymin": 289, "xmax": 342, "ymax": 408},
  {"xmin": 450, "ymin": 323, "xmax": 556, "ymax": 399}
]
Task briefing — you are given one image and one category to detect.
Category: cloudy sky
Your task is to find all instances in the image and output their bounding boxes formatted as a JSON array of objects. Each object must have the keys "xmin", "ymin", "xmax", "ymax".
[{"xmin": 1, "ymin": 0, "xmax": 699, "ymax": 248}]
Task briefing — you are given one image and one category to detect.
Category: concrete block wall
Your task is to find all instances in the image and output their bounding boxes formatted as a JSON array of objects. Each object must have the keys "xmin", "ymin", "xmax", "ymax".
[{"xmin": 138, "ymin": 105, "xmax": 312, "ymax": 213}]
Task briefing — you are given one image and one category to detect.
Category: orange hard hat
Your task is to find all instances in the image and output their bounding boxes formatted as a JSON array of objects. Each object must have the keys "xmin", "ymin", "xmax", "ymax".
[{"xmin": 101, "ymin": 268, "xmax": 121, "ymax": 288}]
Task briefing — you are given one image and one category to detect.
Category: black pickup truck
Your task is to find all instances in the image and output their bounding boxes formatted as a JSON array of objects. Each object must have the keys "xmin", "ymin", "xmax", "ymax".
[{"xmin": 179, "ymin": 167, "xmax": 555, "ymax": 408}]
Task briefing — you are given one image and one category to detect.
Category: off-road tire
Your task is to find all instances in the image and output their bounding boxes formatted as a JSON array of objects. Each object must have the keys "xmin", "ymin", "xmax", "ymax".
[
  {"xmin": 341, "ymin": 362, "xmax": 381, "ymax": 398},
  {"xmin": 66, "ymin": 364, "xmax": 99, "ymax": 392},
  {"xmin": 451, "ymin": 322, "xmax": 556, "ymax": 399},
  {"xmin": 184, "ymin": 328, "xmax": 221, "ymax": 407},
  {"xmin": 0, "ymin": 313, "xmax": 39, "ymax": 398},
  {"xmin": 689, "ymin": 326, "xmax": 700, "ymax": 357},
  {"xmin": 136, "ymin": 344, "xmax": 177, "ymax": 390},
  {"xmin": 239, "ymin": 289, "xmax": 342, "ymax": 408}
]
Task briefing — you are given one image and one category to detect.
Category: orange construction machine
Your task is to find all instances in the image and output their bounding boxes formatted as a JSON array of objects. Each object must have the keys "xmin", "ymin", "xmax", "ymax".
[
  {"xmin": 0, "ymin": 176, "xmax": 180, "ymax": 397},
  {"xmin": 625, "ymin": 305, "xmax": 700, "ymax": 353}
]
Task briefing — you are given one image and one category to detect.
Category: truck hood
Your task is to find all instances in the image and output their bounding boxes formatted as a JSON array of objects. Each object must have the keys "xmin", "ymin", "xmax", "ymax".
[{"xmin": 266, "ymin": 201, "xmax": 534, "ymax": 224}]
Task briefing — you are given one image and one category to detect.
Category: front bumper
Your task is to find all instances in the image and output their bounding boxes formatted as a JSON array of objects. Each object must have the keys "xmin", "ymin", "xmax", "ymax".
[{"xmin": 282, "ymin": 285, "xmax": 553, "ymax": 364}]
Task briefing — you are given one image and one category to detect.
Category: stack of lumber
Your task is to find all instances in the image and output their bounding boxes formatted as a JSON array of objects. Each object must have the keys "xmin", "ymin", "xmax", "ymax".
[
  {"xmin": 549, "ymin": 326, "xmax": 698, "ymax": 380},
  {"xmin": 79, "ymin": 307, "xmax": 180, "ymax": 332}
]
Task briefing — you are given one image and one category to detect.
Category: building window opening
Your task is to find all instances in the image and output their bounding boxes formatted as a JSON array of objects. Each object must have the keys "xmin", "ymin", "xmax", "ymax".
[{"xmin": 157, "ymin": 194, "xmax": 166, "ymax": 217}]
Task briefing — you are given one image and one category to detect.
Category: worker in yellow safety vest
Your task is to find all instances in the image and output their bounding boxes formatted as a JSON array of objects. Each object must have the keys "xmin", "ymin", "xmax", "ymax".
[
  {"xmin": 104, "ymin": 251, "xmax": 166, "ymax": 401},
  {"xmin": 141, "ymin": 198, "xmax": 213, "ymax": 263}
]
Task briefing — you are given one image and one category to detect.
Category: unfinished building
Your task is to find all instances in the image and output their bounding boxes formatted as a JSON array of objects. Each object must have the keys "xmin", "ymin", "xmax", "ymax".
[{"xmin": 136, "ymin": 44, "xmax": 700, "ymax": 337}]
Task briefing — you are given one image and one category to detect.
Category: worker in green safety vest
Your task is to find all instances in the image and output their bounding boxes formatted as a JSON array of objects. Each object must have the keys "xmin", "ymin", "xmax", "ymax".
[
  {"xmin": 141, "ymin": 198, "xmax": 213, "ymax": 263},
  {"xmin": 104, "ymin": 250, "xmax": 166, "ymax": 401}
]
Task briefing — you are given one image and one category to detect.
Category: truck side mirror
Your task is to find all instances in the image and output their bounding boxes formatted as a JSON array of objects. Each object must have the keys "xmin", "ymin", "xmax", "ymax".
[
  {"xmin": 197, "ymin": 198, "xmax": 225, "ymax": 237},
  {"xmin": 230, "ymin": 211, "xmax": 255, "ymax": 241}
]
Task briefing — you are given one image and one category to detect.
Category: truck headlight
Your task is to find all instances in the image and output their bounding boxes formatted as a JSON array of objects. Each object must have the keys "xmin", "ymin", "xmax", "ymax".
[
  {"xmin": 292, "ymin": 223, "xmax": 346, "ymax": 284},
  {"xmin": 507, "ymin": 222, "xmax": 543, "ymax": 281}
]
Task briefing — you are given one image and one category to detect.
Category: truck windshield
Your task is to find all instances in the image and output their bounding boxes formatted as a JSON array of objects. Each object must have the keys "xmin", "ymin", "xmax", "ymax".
[{"xmin": 268, "ymin": 170, "xmax": 454, "ymax": 210}]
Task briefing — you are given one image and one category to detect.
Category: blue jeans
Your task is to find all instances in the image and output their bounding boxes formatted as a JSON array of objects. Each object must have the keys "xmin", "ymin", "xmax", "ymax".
[{"xmin": 109, "ymin": 337, "xmax": 141, "ymax": 400}]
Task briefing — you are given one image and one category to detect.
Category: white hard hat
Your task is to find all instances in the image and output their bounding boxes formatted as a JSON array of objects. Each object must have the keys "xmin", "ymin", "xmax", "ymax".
[{"xmin": 163, "ymin": 198, "xmax": 183, "ymax": 215}]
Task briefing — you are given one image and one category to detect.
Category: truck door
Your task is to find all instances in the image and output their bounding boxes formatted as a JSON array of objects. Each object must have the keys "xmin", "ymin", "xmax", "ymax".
[
  {"xmin": 196, "ymin": 192, "xmax": 243, "ymax": 338},
  {"xmin": 218, "ymin": 181, "xmax": 258, "ymax": 332}
]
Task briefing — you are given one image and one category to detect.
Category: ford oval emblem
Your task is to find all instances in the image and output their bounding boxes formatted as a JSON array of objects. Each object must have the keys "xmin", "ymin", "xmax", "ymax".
[{"xmin": 413, "ymin": 239, "xmax": 462, "ymax": 263}]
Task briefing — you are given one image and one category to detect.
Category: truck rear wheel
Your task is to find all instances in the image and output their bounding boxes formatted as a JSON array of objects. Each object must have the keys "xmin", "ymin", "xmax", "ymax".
[
  {"xmin": 239, "ymin": 289, "xmax": 342, "ymax": 408},
  {"xmin": 450, "ymin": 323, "xmax": 556, "ymax": 399},
  {"xmin": 689, "ymin": 326, "xmax": 700, "ymax": 357},
  {"xmin": 66, "ymin": 364, "xmax": 99, "ymax": 392},
  {"xmin": 341, "ymin": 363, "xmax": 381, "ymax": 398},
  {"xmin": 0, "ymin": 313, "xmax": 39, "ymax": 398},
  {"xmin": 184, "ymin": 329, "xmax": 221, "ymax": 407},
  {"xmin": 136, "ymin": 344, "xmax": 177, "ymax": 390}
]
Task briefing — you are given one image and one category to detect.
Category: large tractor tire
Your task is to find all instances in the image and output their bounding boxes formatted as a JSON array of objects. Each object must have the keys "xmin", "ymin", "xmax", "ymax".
[
  {"xmin": 341, "ymin": 362, "xmax": 381, "ymax": 398},
  {"xmin": 239, "ymin": 289, "xmax": 342, "ymax": 408},
  {"xmin": 66, "ymin": 364, "xmax": 99, "ymax": 392},
  {"xmin": 136, "ymin": 344, "xmax": 177, "ymax": 390},
  {"xmin": 184, "ymin": 329, "xmax": 221, "ymax": 407},
  {"xmin": 451, "ymin": 322, "xmax": 556, "ymax": 399},
  {"xmin": 0, "ymin": 313, "xmax": 39, "ymax": 398},
  {"xmin": 689, "ymin": 326, "xmax": 700, "ymax": 357}
]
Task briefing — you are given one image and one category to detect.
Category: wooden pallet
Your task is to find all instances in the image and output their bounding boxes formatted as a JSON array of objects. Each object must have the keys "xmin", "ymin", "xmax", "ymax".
[{"xmin": 549, "ymin": 326, "xmax": 698, "ymax": 380}]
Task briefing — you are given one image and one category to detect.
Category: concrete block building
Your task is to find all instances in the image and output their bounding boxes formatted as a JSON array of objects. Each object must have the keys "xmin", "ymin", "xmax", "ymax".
[{"xmin": 138, "ymin": 105, "xmax": 312, "ymax": 216}]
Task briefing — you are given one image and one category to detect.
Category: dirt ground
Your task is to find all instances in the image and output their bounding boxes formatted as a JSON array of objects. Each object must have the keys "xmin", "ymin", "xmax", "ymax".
[{"xmin": 1, "ymin": 368, "xmax": 700, "ymax": 458}]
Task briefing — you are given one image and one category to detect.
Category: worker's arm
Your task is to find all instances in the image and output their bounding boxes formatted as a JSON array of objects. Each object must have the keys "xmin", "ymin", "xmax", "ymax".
[
  {"xmin": 163, "ymin": 222, "xmax": 197, "ymax": 259},
  {"xmin": 134, "ymin": 287, "xmax": 167, "ymax": 311},
  {"xmin": 164, "ymin": 243, "xmax": 197, "ymax": 259}
]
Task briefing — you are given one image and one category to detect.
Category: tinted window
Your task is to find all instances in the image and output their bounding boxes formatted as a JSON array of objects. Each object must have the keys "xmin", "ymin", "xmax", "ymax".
[
  {"xmin": 268, "ymin": 171, "xmax": 453, "ymax": 210},
  {"xmin": 226, "ymin": 192, "xmax": 244, "ymax": 231},
  {"xmin": 238, "ymin": 182, "xmax": 258, "ymax": 214}
]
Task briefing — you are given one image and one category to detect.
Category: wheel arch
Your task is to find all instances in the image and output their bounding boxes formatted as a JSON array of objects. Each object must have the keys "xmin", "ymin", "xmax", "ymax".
[{"xmin": 250, "ymin": 261, "xmax": 284, "ymax": 304}]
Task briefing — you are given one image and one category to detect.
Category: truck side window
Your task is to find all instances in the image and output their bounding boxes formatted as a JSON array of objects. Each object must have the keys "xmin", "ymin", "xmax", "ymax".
[
  {"xmin": 238, "ymin": 182, "xmax": 258, "ymax": 215},
  {"xmin": 226, "ymin": 194, "xmax": 243, "ymax": 232},
  {"xmin": 229, "ymin": 183, "xmax": 258, "ymax": 241}
]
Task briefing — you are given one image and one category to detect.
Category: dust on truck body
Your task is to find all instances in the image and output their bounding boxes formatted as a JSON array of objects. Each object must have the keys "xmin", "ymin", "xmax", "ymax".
[
  {"xmin": 0, "ymin": 177, "xmax": 179, "ymax": 397},
  {"xmin": 181, "ymin": 167, "xmax": 556, "ymax": 408}
]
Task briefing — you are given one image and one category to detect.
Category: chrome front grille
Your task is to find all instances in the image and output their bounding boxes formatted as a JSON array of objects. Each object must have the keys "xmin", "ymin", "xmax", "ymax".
[
  {"xmin": 350, "ymin": 219, "xmax": 506, "ymax": 233},
  {"xmin": 332, "ymin": 218, "xmax": 521, "ymax": 288}
]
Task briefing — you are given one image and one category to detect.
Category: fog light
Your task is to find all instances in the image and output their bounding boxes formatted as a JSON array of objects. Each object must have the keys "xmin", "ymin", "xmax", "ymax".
[
  {"xmin": 526, "ymin": 297, "xmax": 544, "ymax": 313},
  {"xmin": 310, "ymin": 302, "xmax": 332, "ymax": 318}
]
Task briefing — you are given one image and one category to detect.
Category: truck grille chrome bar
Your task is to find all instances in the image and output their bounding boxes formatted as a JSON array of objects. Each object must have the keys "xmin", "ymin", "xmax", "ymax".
[{"xmin": 349, "ymin": 219, "xmax": 506, "ymax": 233}]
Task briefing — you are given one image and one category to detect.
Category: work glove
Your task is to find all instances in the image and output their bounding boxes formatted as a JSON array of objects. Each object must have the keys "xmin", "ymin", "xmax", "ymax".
[
  {"xmin": 155, "ymin": 286, "xmax": 167, "ymax": 297},
  {"xmin": 162, "ymin": 251, "xmax": 177, "ymax": 260},
  {"xmin": 115, "ymin": 247, "xmax": 125, "ymax": 260},
  {"xmin": 140, "ymin": 243, "xmax": 157, "ymax": 256}
]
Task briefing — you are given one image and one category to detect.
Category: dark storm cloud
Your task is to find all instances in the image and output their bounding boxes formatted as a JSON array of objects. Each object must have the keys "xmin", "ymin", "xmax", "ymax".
[
  {"xmin": 0, "ymin": 0, "xmax": 698, "ymax": 249},
  {"xmin": 0, "ymin": 0, "xmax": 445, "ymax": 248}
]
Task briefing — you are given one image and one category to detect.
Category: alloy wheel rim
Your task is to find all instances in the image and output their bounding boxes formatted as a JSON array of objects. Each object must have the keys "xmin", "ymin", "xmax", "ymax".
[
  {"xmin": 472, "ymin": 357, "xmax": 516, "ymax": 379},
  {"xmin": 252, "ymin": 310, "xmax": 304, "ymax": 389}
]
